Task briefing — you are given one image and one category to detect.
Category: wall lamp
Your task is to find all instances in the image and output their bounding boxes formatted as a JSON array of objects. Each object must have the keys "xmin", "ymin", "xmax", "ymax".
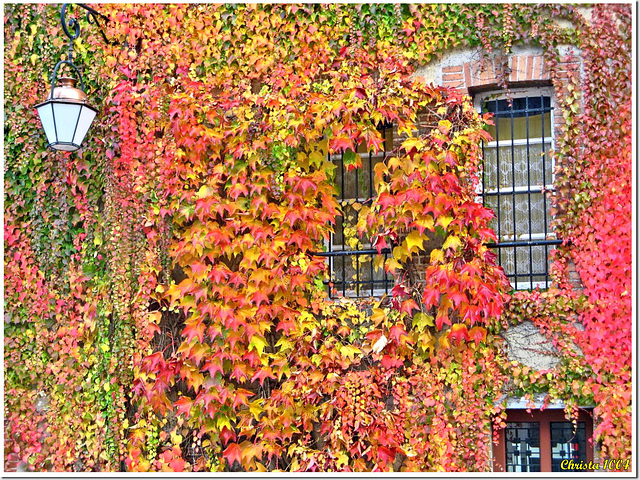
[{"xmin": 36, "ymin": 3, "xmax": 114, "ymax": 152}]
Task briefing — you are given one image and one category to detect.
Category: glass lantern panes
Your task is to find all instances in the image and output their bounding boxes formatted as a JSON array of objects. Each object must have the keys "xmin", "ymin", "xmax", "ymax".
[
  {"xmin": 505, "ymin": 422, "xmax": 541, "ymax": 472},
  {"xmin": 36, "ymin": 100, "xmax": 97, "ymax": 152},
  {"xmin": 326, "ymin": 124, "xmax": 395, "ymax": 298},
  {"xmin": 480, "ymin": 94, "xmax": 560, "ymax": 290},
  {"xmin": 550, "ymin": 422, "xmax": 587, "ymax": 472}
]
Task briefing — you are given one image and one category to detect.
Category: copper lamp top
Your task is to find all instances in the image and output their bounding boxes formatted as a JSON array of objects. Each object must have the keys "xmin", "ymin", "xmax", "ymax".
[{"xmin": 49, "ymin": 77, "xmax": 87, "ymax": 102}]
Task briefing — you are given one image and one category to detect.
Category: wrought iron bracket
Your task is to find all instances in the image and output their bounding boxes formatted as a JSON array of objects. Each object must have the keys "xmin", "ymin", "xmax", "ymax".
[
  {"xmin": 60, "ymin": 3, "xmax": 115, "ymax": 48},
  {"xmin": 52, "ymin": 3, "xmax": 117, "ymax": 95}
]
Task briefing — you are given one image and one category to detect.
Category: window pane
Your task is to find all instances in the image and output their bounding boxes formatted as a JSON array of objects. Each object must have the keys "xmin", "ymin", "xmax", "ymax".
[
  {"xmin": 551, "ymin": 422, "xmax": 587, "ymax": 472},
  {"xmin": 328, "ymin": 125, "xmax": 394, "ymax": 297},
  {"xmin": 505, "ymin": 422, "xmax": 541, "ymax": 472},
  {"xmin": 330, "ymin": 252, "xmax": 391, "ymax": 297},
  {"xmin": 495, "ymin": 245, "xmax": 552, "ymax": 289},
  {"xmin": 486, "ymin": 97, "xmax": 552, "ymax": 142},
  {"xmin": 483, "ymin": 142, "xmax": 553, "ymax": 190},
  {"xmin": 480, "ymin": 94, "xmax": 557, "ymax": 290},
  {"xmin": 488, "ymin": 112, "xmax": 552, "ymax": 142},
  {"xmin": 485, "ymin": 193, "xmax": 552, "ymax": 240}
]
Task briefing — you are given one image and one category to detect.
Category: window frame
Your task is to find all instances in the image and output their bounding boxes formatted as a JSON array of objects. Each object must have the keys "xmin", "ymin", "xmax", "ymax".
[
  {"xmin": 474, "ymin": 87, "xmax": 561, "ymax": 290},
  {"xmin": 493, "ymin": 408, "xmax": 595, "ymax": 472}
]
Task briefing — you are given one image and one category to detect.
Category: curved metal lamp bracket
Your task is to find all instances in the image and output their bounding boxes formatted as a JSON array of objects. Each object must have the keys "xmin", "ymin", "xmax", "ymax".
[
  {"xmin": 60, "ymin": 3, "xmax": 115, "ymax": 46},
  {"xmin": 57, "ymin": 3, "xmax": 116, "ymax": 92}
]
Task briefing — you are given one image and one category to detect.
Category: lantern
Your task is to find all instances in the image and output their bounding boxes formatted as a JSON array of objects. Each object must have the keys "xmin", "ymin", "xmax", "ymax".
[
  {"xmin": 36, "ymin": 73, "xmax": 97, "ymax": 152},
  {"xmin": 36, "ymin": 3, "xmax": 113, "ymax": 152}
]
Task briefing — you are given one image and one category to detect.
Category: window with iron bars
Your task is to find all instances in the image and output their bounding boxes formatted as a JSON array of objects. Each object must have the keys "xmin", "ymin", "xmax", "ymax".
[
  {"xmin": 475, "ymin": 88, "xmax": 561, "ymax": 290},
  {"xmin": 315, "ymin": 123, "xmax": 395, "ymax": 298}
]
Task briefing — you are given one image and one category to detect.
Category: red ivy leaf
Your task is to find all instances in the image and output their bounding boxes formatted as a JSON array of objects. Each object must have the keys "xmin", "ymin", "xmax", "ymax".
[
  {"xmin": 223, "ymin": 443, "xmax": 243, "ymax": 467},
  {"xmin": 389, "ymin": 324, "xmax": 409, "ymax": 344},
  {"xmin": 175, "ymin": 396, "xmax": 193, "ymax": 417}
]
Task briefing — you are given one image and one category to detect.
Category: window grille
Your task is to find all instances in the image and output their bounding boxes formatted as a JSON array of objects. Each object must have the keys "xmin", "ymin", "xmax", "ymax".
[
  {"xmin": 314, "ymin": 124, "xmax": 395, "ymax": 298},
  {"xmin": 550, "ymin": 422, "xmax": 587, "ymax": 471},
  {"xmin": 505, "ymin": 422, "xmax": 541, "ymax": 472},
  {"xmin": 478, "ymin": 91, "xmax": 561, "ymax": 290}
]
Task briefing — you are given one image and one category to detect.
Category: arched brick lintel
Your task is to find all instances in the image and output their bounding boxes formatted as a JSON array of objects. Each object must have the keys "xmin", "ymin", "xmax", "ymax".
[{"xmin": 442, "ymin": 54, "xmax": 551, "ymax": 94}]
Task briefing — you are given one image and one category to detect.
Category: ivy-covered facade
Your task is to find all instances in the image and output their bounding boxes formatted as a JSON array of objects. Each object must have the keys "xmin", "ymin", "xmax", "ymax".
[{"xmin": 4, "ymin": 4, "xmax": 631, "ymax": 472}]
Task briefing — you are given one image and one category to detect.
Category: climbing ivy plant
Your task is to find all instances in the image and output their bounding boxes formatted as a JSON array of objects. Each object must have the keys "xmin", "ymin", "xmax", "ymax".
[{"xmin": 4, "ymin": 3, "xmax": 631, "ymax": 472}]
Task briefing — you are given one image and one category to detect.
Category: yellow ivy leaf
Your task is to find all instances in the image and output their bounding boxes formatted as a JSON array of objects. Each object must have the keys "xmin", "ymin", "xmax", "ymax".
[
  {"xmin": 418, "ymin": 331, "xmax": 435, "ymax": 352},
  {"xmin": 336, "ymin": 453, "xmax": 349, "ymax": 468},
  {"xmin": 216, "ymin": 415, "xmax": 233, "ymax": 431},
  {"xmin": 430, "ymin": 249, "xmax": 444, "ymax": 263},
  {"xmin": 317, "ymin": 139, "xmax": 329, "ymax": 155},
  {"xmin": 405, "ymin": 231, "xmax": 428, "ymax": 252},
  {"xmin": 387, "ymin": 156, "xmax": 402, "ymax": 171},
  {"xmin": 309, "ymin": 151, "xmax": 325, "ymax": 167},
  {"xmin": 171, "ymin": 431, "xmax": 183, "ymax": 445},
  {"xmin": 415, "ymin": 215, "xmax": 434, "ymax": 232},
  {"xmin": 196, "ymin": 185, "xmax": 215, "ymax": 199},
  {"xmin": 373, "ymin": 254, "xmax": 385, "ymax": 272},
  {"xmin": 374, "ymin": 161, "xmax": 389, "ymax": 177},
  {"xmin": 438, "ymin": 215, "xmax": 454, "ymax": 229},
  {"xmin": 442, "ymin": 235, "xmax": 462, "ymax": 251},
  {"xmin": 392, "ymin": 244, "xmax": 409, "ymax": 262},
  {"xmin": 248, "ymin": 399, "xmax": 264, "ymax": 420},
  {"xmin": 243, "ymin": 247, "xmax": 260, "ymax": 266},
  {"xmin": 249, "ymin": 335, "xmax": 268, "ymax": 356},
  {"xmin": 339, "ymin": 344, "xmax": 361, "ymax": 361},
  {"xmin": 371, "ymin": 308, "xmax": 386, "ymax": 325},
  {"xmin": 385, "ymin": 257, "xmax": 402, "ymax": 274},
  {"xmin": 296, "ymin": 151, "xmax": 309, "ymax": 169},
  {"xmin": 412, "ymin": 312, "xmax": 434, "ymax": 331}
]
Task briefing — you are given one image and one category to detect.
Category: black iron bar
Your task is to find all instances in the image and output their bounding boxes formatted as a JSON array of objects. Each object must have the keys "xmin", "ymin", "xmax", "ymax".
[
  {"xmin": 495, "ymin": 99, "xmax": 503, "ymax": 271},
  {"xmin": 510, "ymin": 98, "xmax": 518, "ymax": 289},
  {"xmin": 483, "ymin": 187, "xmax": 546, "ymax": 197},
  {"xmin": 487, "ymin": 239, "xmax": 561, "ymax": 248},
  {"xmin": 340, "ymin": 151, "xmax": 346, "ymax": 296},
  {"xmin": 311, "ymin": 248, "xmax": 391, "ymax": 257},
  {"xmin": 383, "ymin": 253, "xmax": 389, "ymax": 294},
  {"xmin": 526, "ymin": 97, "xmax": 534, "ymax": 288},
  {"xmin": 369, "ymin": 148, "xmax": 374, "ymax": 296},
  {"xmin": 541, "ymin": 95, "xmax": 550, "ymax": 288}
]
